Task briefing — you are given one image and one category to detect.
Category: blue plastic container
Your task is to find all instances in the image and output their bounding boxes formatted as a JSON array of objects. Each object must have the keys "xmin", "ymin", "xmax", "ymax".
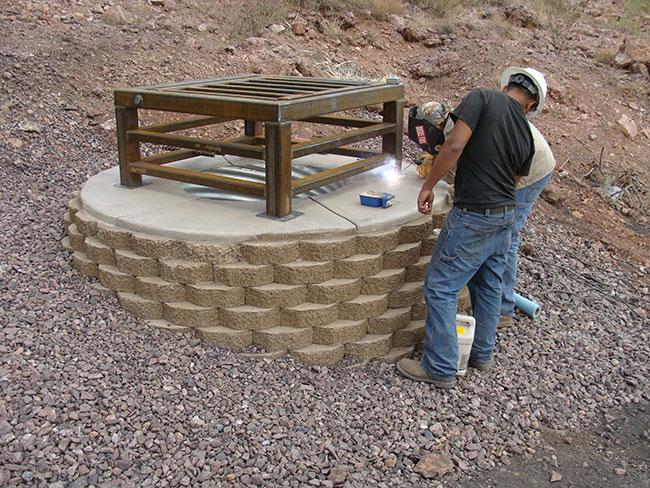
[{"xmin": 359, "ymin": 191, "xmax": 395, "ymax": 208}]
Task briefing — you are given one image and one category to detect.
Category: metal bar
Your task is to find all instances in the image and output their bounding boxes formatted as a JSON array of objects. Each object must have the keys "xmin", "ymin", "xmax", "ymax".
[
  {"xmin": 129, "ymin": 130, "xmax": 264, "ymax": 159},
  {"xmin": 292, "ymin": 154, "xmax": 390, "ymax": 195},
  {"xmin": 244, "ymin": 120, "xmax": 264, "ymax": 137},
  {"xmin": 124, "ymin": 74, "xmax": 255, "ymax": 91},
  {"xmin": 250, "ymin": 79, "xmax": 354, "ymax": 90},
  {"xmin": 291, "ymin": 122, "xmax": 395, "ymax": 159},
  {"xmin": 140, "ymin": 149, "xmax": 198, "ymax": 165},
  {"xmin": 382, "ymin": 99, "xmax": 404, "ymax": 170},
  {"xmin": 116, "ymin": 106, "xmax": 142, "ymax": 187},
  {"xmin": 167, "ymin": 87, "xmax": 281, "ymax": 99},
  {"xmin": 113, "ymin": 91, "xmax": 280, "ymax": 120},
  {"xmin": 278, "ymin": 84, "xmax": 404, "ymax": 121},
  {"xmin": 227, "ymin": 81, "xmax": 324, "ymax": 92},
  {"xmin": 214, "ymin": 83, "xmax": 313, "ymax": 95},
  {"xmin": 265, "ymin": 122, "xmax": 292, "ymax": 217},
  {"xmin": 130, "ymin": 162, "xmax": 266, "ymax": 197},
  {"xmin": 320, "ymin": 146, "xmax": 379, "ymax": 158},
  {"xmin": 264, "ymin": 75, "xmax": 366, "ymax": 86},
  {"xmin": 141, "ymin": 115, "xmax": 231, "ymax": 133},
  {"xmin": 300, "ymin": 115, "xmax": 378, "ymax": 128}
]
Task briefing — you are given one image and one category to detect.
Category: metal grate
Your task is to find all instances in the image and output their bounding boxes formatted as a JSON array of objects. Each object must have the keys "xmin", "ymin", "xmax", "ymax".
[{"xmin": 157, "ymin": 75, "xmax": 370, "ymax": 101}]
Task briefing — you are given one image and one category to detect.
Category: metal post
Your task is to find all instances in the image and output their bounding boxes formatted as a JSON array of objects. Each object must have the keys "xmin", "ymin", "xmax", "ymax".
[
  {"xmin": 265, "ymin": 122, "xmax": 292, "ymax": 217},
  {"xmin": 244, "ymin": 120, "xmax": 263, "ymax": 137},
  {"xmin": 116, "ymin": 106, "xmax": 142, "ymax": 187},
  {"xmin": 382, "ymin": 99, "xmax": 404, "ymax": 171}
]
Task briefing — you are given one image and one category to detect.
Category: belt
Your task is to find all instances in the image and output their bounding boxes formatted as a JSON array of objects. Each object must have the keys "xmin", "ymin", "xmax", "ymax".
[{"xmin": 458, "ymin": 205, "xmax": 515, "ymax": 216}]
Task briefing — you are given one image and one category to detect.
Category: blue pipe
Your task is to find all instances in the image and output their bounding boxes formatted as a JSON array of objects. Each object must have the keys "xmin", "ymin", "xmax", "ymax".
[{"xmin": 514, "ymin": 292, "xmax": 540, "ymax": 319}]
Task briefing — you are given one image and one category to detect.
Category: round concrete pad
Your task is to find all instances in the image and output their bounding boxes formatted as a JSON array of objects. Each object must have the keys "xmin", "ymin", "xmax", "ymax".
[{"xmin": 80, "ymin": 154, "xmax": 452, "ymax": 242}]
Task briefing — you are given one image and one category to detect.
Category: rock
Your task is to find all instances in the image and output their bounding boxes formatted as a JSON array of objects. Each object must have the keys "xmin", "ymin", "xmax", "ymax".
[
  {"xmin": 613, "ymin": 467, "xmax": 626, "ymax": 475},
  {"xmin": 414, "ymin": 453, "xmax": 454, "ymax": 478},
  {"xmin": 105, "ymin": 414, "xmax": 118, "ymax": 425},
  {"xmin": 7, "ymin": 137, "xmax": 24, "ymax": 148},
  {"xmin": 409, "ymin": 52, "xmax": 461, "ymax": 79},
  {"xmin": 614, "ymin": 37, "xmax": 650, "ymax": 71},
  {"xmin": 504, "ymin": 5, "xmax": 540, "ymax": 28},
  {"xmin": 423, "ymin": 37, "xmax": 444, "ymax": 48},
  {"xmin": 295, "ymin": 59, "xmax": 313, "ymax": 77},
  {"xmin": 0, "ymin": 419, "xmax": 11, "ymax": 436},
  {"xmin": 548, "ymin": 83, "xmax": 566, "ymax": 102},
  {"xmin": 268, "ymin": 24, "xmax": 285, "ymax": 34},
  {"xmin": 641, "ymin": 127, "xmax": 650, "ymax": 139},
  {"xmin": 197, "ymin": 23, "xmax": 208, "ymax": 32},
  {"xmin": 617, "ymin": 114, "xmax": 638, "ymax": 139},
  {"xmin": 19, "ymin": 121, "xmax": 41, "ymax": 133},
  {"xmin": 339, "ymin": 11, "xmax": 356, "ymax": 29},
  {"xmin": 550, "ymin": 470, "xmax": 563, "ymax": 482},
  {"xmin": 387, "ymin": 14, "xmax": 405, "ymax": 28},
  {"xmin": 100, "ymin": 118, "xmax": 116, "ymax": 132},
  {"xmin": 398, "ymin": 25, "xmax": 427, "ymax": 43},
  {"xmin": 521, "ymin": 242, "xmax": 534, "ymax": 256},
  {"xmin": 190, "ymin": 415, "xmax": 205, "ymax": 428},
  {"xmin": 328, "ymin": 466, "xmax": 348, "ymax": 484},
  {"xmin": 292, "ymin": 21, "xmax": 307, "ymax": 36},
  {"xmin": 541, "ymin": 184, "xmax": 564, "ymax": 205},
  {"xmin": 631, "ymin": 62, "xmax": 649, "ymax": 77},
  {"xmin": 150, "ymin": 0, "xmax": 165, "ymax": 5},
  {"xmin": 589, "ymin": 134, "xmax": 597, "ymax": 141}
]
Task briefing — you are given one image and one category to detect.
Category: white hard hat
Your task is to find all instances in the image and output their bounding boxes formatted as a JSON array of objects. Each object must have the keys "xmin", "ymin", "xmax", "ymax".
[{"xmin": 500, "ymin": 67, "xmax": 547, "ymax": 119}]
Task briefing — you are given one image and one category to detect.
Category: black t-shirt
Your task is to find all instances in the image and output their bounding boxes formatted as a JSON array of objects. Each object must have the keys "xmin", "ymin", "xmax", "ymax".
[{"xmin": 450, "ymin": 88, "xmax": 534, "ymax": 209}]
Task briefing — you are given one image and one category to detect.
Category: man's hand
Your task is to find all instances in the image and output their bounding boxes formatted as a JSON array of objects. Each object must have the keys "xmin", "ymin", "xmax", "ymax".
[{"xmin": 417, "ymin": 187, "xmax": 434, "ymax": 214}]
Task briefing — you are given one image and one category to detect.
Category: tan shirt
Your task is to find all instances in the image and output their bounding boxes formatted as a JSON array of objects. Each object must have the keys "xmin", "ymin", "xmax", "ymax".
[{"xmin": 518, "ymin": 122, "xmax": 556, "ymax": 189}]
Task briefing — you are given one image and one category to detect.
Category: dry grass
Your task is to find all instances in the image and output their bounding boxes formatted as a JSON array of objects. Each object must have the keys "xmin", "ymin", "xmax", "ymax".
[
  {"xmin": 222, "ymin": 0, "xmax": 289, "ymax": 41},
  {"xmin": 368, "ymin": 0, "xmax": 406, "ymax": 18},
  {"xmin": 594, "ymin": 48, "xmax": 616, "ymax": 66}
]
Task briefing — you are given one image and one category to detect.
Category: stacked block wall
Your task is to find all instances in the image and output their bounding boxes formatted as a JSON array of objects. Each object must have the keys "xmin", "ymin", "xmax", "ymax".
[{"xmin": 64, "ymin": 196, "xmax": 471, "ymax": 366}]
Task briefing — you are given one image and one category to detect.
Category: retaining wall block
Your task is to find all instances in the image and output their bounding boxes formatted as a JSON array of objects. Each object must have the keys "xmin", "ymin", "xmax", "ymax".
[
  {"xmin": 356, "ymin": 229, "xmax": 400, "ymax": 254},
  {"xmin": 214, "ymin": 263, "xmax": 274, "ymax": 287},
  {"xmin": 187, "ymin": 282, "xmax": 246, "ymax": 308},
  {"xmin": 67, "ymin": 224, "xmax": 86, "ymax": 252},
  {"xmin": 300, "ymin": 237, "xmax": 356, "ymax": 261},
  {"xmin": 135, "ymin": 276, "xmax": 186, "ymax": 302},
  {"xmin": 307, "ymin": 278, "xmax": 361, "ymax": 304},
  {"xmin": 182, "ymin": 241, "xmax": 241, "ymax": 263},
  {"xmin": 159, "ymin": 258, "xmax": 214, "ymax": 284},
  {"xmin": 291, "ymin": 344, "xmax": 345, "ymax": 366},
  {"xmin": 163, "ymin": 302, "xmax": 219, "ymax": 328},
  {"xmin": 84, "ymin": 237, "xmax": 115, "ymax": 265},
  {"xmin": 73, "ymin": 210, "xmax": 98, "ymax": 237},
  {"xmin": 393, "ymin": 320, "xmax": 425, "ymax": 347},
  {"xmin": 61, "ymin": 237, "xmax": 72, "ymax": 252},
  {"xmin": 115, "ymin": 249, "xmax": 159, "ymax": 277},
  {"xmin": 68, "ymin": 197, "xmax": 81, "ymax": 217},
  {"xmin": 254, "ymin": 326, "xmax": 312, "ymax": 352},
  {"xmin": 339, "ymin": 294, "xmax": 389, "ymax": 321},
  {"xmin": 63, "ymin": 211, "xmax": 72, "ymax": 230},
  {"xmin": 378, "ymin": 346, "xmax": 415, "ymax": 363},
  {"xmin": 367, "ymin": 307, "xmax": 411, "ymax": 334},
  {"xmin": 405, "ymin": 256, "xmax": 431, "ymax": 282},
  {"xmin": 97, "ymin": 224, "xmax": 131, "ymax": 250},
  {"xmin": 71, "ymin": 251, "xmax": 98, "ymax": 277},
  {"xmin": 312, "ymin": 319, "xmax": 366, "ymax": 346},
  {"xmin": 383, "ymin": 242, "xmax": 421, "ymax": 269},
  {"xmin": 281, "ymin": 302, "xmax": 339, "ymax": 328},
  {"xmin": 240, "ymin": 240, "xmax": 300, "ymax": 265},
  {"xmin": 220, "ymin": 305, "xmax": 280, "ymax": 331},
  {"xmin": 118, "ymin": 292, "xmax": 163, "ymax": 319},
  {"xmin": 420, "ymin": 234, "xmax": 438, "ymax": 256},
  {"xmin": 146, "ymin": 319, "xmax": 192, "ymax": 334},
  {"xmin": 399, "ymin": 217, "xmax": 434, "ymax": 244},
  {"xmin": 131, "ymin": 233, "xmax": 183, "ymax": 259},
  {"xmin": 431, "ymin": 212, "xmax": 447, "ymax": 229},
  {"xmin": 411, "ymin": 300, "xmax": 427, "ymax": 320},
  {"xmin": 98, "ymin": 264, "xmax": 135, "ymax": 292},
  {"xmin": 246, "ymin": 283, "xmax": 307, "ymax": 308},
  {"xmin": 346, "ymin": 334, "xmax": 392, "ymax": 360},
  {"xmin": 333, "ymin": 254, "xmax": 383, "ymax": 279},
  {"xmin": 388, "ymin": 282, "xmax": 424, "ymax": 308},
  {"xmin": 199, "ymin": 326, "xmax": 252, "ymax": 349},
  {"xmin": 361, "ymin": 269, "xmax": 405, "ymax": 295},
  {"xmin": 274, "ymin": 260, "xmax": 333, "ymax": 285}
]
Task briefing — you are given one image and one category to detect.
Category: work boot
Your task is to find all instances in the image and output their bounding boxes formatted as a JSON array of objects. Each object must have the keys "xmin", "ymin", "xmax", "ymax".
[
  {"xmin": 396, "ymin": 359, "xmax": 456, "ymax": 388},
  {"xmin": 468, "ymin": 358, "xmax": 493, "ymax": 372},
  {"xmin": 498, "ymin": 316, "xmax": 514, "ymax": 329}
]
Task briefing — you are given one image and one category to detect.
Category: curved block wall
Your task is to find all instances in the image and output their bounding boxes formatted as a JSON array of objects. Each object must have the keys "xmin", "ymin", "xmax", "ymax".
[{"xmin": 63, "ymin": 194, "xmax": 471, "ymax": 365}]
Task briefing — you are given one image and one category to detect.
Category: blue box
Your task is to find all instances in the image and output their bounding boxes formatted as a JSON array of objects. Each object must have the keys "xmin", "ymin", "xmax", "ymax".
[{"xmin": 359, "ymin": 192, "xmax": 395, "ymax": 208}]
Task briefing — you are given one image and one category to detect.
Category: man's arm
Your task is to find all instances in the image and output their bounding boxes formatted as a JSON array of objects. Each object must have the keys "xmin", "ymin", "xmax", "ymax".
[{"xmin": 417, "ymin": 119, "xmax": 472, "ymax": 214}]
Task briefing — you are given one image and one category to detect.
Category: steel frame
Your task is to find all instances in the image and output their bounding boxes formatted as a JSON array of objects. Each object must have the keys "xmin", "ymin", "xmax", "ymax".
[{"xmin": 114, "ymin": 75, "xmax": 404, "ymax": 217}]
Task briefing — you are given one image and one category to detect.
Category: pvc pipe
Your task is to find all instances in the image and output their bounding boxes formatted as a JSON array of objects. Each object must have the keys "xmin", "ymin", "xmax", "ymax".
[{"xmin": 514, "ymin": 292, "xmax": 540, "ymax": 319}]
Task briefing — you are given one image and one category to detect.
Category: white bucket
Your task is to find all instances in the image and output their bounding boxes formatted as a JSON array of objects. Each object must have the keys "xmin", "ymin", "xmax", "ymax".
[{"xmin": 455, "ymin": 314, "xmax": 476, "ymax": 376}]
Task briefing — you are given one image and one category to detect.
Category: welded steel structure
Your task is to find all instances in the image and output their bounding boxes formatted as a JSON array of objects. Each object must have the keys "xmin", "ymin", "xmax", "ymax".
[{"xmin": 114, "ymin": 75, "xmax": 404, "ymax": 218}]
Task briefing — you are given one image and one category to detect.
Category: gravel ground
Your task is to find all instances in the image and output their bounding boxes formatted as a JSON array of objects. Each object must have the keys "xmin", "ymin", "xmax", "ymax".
[{"xmin": 1, "ymin": 102, "xmax": 649, "ymax": 487}]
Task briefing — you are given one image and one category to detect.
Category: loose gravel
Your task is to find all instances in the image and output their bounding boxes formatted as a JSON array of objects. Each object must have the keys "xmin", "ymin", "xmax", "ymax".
[{"xmin": 1, "ymin": 23, "xmax": 649, "ymax": 487}]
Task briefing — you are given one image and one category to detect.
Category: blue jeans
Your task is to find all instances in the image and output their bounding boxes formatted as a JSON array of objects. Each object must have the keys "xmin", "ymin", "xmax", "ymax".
[
  {"xmin": 500, "ymin": 173, "xmax": 552, "ymax": 317},
  {"xmin": 423, "ymin": 206, "xmax": 514, "ymax": 381}
]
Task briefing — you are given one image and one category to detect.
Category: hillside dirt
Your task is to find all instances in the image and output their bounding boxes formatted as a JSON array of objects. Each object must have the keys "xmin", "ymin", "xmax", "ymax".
[{"xmin": 0, "ymin": 0, "xmax": 649, "ymax": 487}]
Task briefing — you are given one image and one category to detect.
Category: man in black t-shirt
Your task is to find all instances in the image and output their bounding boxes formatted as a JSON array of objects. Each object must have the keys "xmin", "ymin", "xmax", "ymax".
[{"xmin": 397, "ymin": 68, "xmax": 546, "ymax": 388}]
